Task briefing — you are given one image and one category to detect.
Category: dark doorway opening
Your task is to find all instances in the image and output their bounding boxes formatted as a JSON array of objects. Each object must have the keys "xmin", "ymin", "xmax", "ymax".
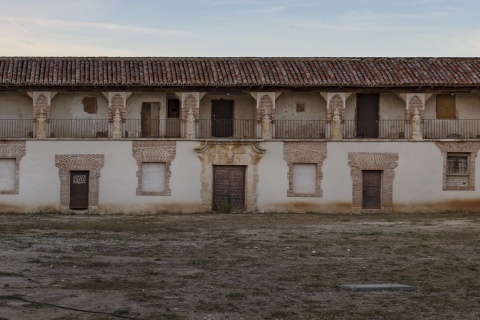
[
  {"xmin": 212, "ymin": 100, "xmax": 234, "ymax": 137},
  {"xmin": 213, "ymin": 165, "xmax": 245, "ymax": 212},
  {"xmin": 70, "ymin": 171, "xmax": 89, "ymax": 210},
  {"xmin": 356, "ymin": 94, "xmax": 379, "ymax": 138}
]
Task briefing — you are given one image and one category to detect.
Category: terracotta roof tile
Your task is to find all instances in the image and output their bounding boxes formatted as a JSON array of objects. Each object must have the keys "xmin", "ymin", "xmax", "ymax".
[{"xmin": 1, "ymin": 57, "xmax": 480, "ymax": 88}]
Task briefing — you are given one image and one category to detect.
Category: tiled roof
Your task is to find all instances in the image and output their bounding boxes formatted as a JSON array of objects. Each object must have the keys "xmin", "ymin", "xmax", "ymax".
[{"xmin": 1, "ymin": 57, "xmax": 480, "ymax": 89}]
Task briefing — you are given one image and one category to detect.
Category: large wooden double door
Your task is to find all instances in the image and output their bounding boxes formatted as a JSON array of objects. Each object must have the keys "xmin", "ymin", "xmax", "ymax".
[{"xmin": 213, "ymin": 166, "xmax": 245, "ymax": 212}]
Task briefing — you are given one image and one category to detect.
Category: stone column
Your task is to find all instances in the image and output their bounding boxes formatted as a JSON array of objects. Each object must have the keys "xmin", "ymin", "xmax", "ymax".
[
  {"xmin": 36, "ymin": 112, "xmax": 47, "ymax": 139},
  {"xmin": 326, "ymin": 93, "xmax": 346, "ymax": 139},
  {"xmin": 411, "ymin": 107, "xmax": 423, "ymax": 140},
  {"xmin": 112, "ymin": 108, "xmax": 122, "ymax": 139},
  {"xmin": 256, "ymin": 93, "xmax": 275, "ymax": 139},
  {"xmin": 181, "ymin": 93, "xmax": 200, "ymax": 140},
  {"xmin": 331, "ymin": 108, "xmax": 342, "ymax": 139},
  {"xmin": 406, "ymin": 94, "xmax": 425, "ymax": 140},
  {"xmin": 106, "ymin": 92, "xmax": 128, "ymax": 138},
  {"xmin": 32, "ymin": 92, "xmax": 53, "ymax": 138}
]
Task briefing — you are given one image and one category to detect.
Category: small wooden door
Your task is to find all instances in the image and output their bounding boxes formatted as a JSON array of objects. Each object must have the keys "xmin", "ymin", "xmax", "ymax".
[
  {"xmin": 213, "ymin": 166, "xmax": 245, "ymax": 212},
  {"xmin": 70, "ymin": 171, "xmax": 89, "ymax": 210},
  {"xmin": 362, "ymin": 170, "xmax": 381, "ymax": 209},
  {"xmin": 141, "ymin": 102, "xmax": 159, "ymax": 137},
  {"xmin": 166, "ymin": 99, "xmax": 181, "ymax": 138},
  {"xmin": 212, "ymin": 100, "xmax": 234, "ymax": 137},
  {"xmin": 356, "ymin": 94, "xmax": 379, "ymax": 138}
]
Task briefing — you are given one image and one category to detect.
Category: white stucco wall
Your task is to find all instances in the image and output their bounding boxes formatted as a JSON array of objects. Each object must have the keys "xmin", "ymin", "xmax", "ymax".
[
  {"xmin": 1, "ymin": 139, "xmax": 480, "ymax": 214},
  {"xmin": 424, "ymin": 93, "xmax": 480, "ymax": 119},
  {"xmin": 199, "ymin": 93, "xmax": 256, "ymax": 120},
  {"xmin": 0, "ymin": 92, "xmax": 32, "ymax": 119},
  {"xmin": 275, "ymin": 92, "xmax": 326, "ymax": 120},
  {"xmin": 51, "ymin": 92, "xmax": 108, "ymax": 119}
]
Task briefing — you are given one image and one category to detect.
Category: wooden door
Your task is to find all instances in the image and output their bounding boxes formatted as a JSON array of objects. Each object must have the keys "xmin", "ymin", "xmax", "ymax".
[
  {"xmin": 141, "ymin": 102, "xmax": 159, "ymax": 137},
  {"xmin": 213, "ymin": 166, "xmax": 245, "ymax": 212},
  {"xmin": 356, "ymin": 94, "xmax": 379, "ymax": 138},
  {"xmin": 212, "ymin": 100, "xmax": 234, "ymax": 137},
  {"xmin": 70, "ymin": 171, "xmax": 89, "ymax": 210},
  {"xmin": 141, "ymin": 103, "xmax": 152, "ymax": 137},
  {"xmin": 166, "ymin": 99, "xmax": 181, "ymax": 138},
  {"xmin": 362, "ymin": 170, "xmax": 381, "ymax": 209}
]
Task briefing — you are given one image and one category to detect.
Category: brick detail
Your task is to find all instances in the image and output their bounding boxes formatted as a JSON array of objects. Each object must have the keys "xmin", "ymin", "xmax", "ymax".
[
  {"xmin": 283, "ymin": 142, "xmax": 326, "ymax": 197},
  {"xmin": 132, "ymin": 141, "xmax": 176, "ymax": 196},
  {"xmin": 435, "ymin": 142, "xmax": 480, "ymax": 191},
  {"xmin": 348, "ymin": 152, "xmax": 399, "ymax": 213},
  {"xmin": 182, "ymin": 94, "xmax": 199, "ymax": 120},
  {"xmin": 407, "ymin": 95, "xmax": 424, "ymax": 120},
  {"xmin": 109, "ymin": 94, "xmax": 125, "ymax": 121},
  {"xmin": 326, "ymin": 94, "xmax": 344, "ymax": 121},
  {"xmin": 55, "ymin": 154, "xmax": 104, "ymax": 213},
  {"xmin": 256, "ymin": 95, "xmax": 275, "ymax": 121},
  {"xmin": 33, "ymin": 94, "xmax": 50, "ymax": 119},
  {"xmin": 0, "ymin": 141, "xmax": 26, "ymax": 195}
]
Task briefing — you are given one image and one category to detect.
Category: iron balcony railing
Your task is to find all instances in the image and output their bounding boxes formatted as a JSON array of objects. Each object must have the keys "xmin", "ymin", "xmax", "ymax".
[
  {"xmin": 0, "ymin": 119, "xmax": 33, "ymax": 138},
  {"xmin": 124, "ymin": 119, "xmax": 183, "ymax": 138},
  {"xmin": 3, "ymin": 118, "xmax": 480, "ymax": 140},
  {"xmin": 196, "ymin": 119, "xmax": 258, "ymax": 139},
  {"xmin": 274, "ymin": 120, "xmax": 327, "ymax": 139},
  {"xmin": 49, "ymin": 119, "xmax": 110, "ymax": 138},
  {"xmin": 422, "ymin": 119, "xmax": 480, "ymax": 139},
  {"xmin": 343, "ymin": 120, "xmax": 406, "ymax": 139}
]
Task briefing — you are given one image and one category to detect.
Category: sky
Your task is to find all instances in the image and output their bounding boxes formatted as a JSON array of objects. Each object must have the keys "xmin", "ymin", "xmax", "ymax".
[{"xmin": 1, "ymin": 0, "xmax": 480, "ymax": 57}]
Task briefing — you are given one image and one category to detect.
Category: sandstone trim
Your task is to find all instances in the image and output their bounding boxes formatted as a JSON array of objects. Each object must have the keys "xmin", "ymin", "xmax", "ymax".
[
  {"xmin": 435, "ymin": 141, "xmax": 480, "ymax": 191},
  {"xmin": 195, "ymin": 141, "xmax": 265, "ymax": 212},
  {"xmin": 348, "ymin": 152, "xmax": 399, "ymax": 214},
  {"xmin": 0, "ymin": 141, "xmax": 26, "ymax": 195},
  {"xmin": 55, "ymin": 154, "xmax": 104, "ymax": 213},
  {"xmin": 132, "ymin": 141, "xmax": 176, "ymax": 196},
  {"xmin": 283, "ymin": 142, "xmax": 327, "ymax": 197}
]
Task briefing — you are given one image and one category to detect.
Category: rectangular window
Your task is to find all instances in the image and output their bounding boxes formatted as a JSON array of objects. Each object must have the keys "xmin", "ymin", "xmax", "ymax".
[
  {"xmin": 446, "ymin": 153, "xmax": 469, "ymax": 188},
  {"xmin": 292, "ymin": 163, "xmax": 316, "ymax": 194},
  {"xmin": 436, "ymin": 94, "xmax": 456, "ymax": 119},
  {"xmin": 0, "ymin": 159, "xmax": 16, "ymax": 192},
  {"xmin": 141, "ymin": 163, "xmax": 166, "ymax": 193}
]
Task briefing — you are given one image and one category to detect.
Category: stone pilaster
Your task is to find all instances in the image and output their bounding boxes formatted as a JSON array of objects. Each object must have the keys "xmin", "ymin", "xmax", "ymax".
[
  {"xmin": 256, "ymin": 93, "xmax": 275, "ymax": 139},
  {"xmin": 32, "ymin": 92, "xmax": 54, "ymax": 139},
  {"xmin": 182, "ymin": 93, "xmax": 200, "ymax": 140},
  {"xmin": 326, "ymin": 93, "xmax": 346, "ymax": 139},
  {"xmin": 406, "ymin": 93, "xmax": 425, "ymax": 140},
  {"xmin": 106, "ymin": 92, "xmax": 130, "ymax": 138}
]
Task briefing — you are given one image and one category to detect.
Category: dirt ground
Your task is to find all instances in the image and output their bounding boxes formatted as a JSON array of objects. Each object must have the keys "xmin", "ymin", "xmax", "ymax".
[{"xmin": 1, "ymin": 213, "xmax": 480, "ymax": 320}]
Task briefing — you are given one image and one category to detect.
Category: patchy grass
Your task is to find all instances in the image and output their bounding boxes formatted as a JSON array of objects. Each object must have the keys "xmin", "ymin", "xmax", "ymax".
[{"xmin": 1, "ymin": 213, "xmax": 480, "ymax": 319}]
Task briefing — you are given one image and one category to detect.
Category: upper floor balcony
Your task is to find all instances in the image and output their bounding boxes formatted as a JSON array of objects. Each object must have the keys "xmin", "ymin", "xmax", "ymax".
[{"xmin": 2, "ymin": 118, "xmax": 480, "ymax": 140}]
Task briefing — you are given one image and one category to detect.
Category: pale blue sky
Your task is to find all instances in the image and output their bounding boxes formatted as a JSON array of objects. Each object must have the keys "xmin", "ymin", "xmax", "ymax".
[{"xmin": 1, "ymin": 0, "xmax": 479, "ymax": 57}]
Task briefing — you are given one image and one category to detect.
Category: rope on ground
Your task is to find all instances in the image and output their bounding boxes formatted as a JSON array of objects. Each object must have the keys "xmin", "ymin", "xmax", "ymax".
[{"xmin": 12, "ymin": 297, "xmax": 147, "ymax": 320}]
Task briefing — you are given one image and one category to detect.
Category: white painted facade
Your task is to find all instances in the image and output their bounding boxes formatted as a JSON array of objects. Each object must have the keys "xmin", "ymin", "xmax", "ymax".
[
  {"xmin": 2, "ymin": 88, "xmax": 480, "ymax": 213},
  {"xmin": 0, "ymin": 139, "xmax": 477, "ymax": 213}
]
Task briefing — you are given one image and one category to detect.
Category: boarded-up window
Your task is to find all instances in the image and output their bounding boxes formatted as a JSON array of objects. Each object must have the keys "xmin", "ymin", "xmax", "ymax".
[
  {"xmin": 0, "ymin": 159, "xmax": 16, "ymax": 192},
  {"xmin": 292, "ymin": 164, "xmax": 316, "ymax": 194},
  {"xmin": 141, "ymin": 163, "xmax": 165, "ymax": 192},
  {"xmin": 436, "ymin": 94, "xmax": 456, "ymax": 119}
]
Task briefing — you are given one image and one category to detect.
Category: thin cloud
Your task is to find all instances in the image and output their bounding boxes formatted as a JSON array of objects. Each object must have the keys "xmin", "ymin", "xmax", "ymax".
[{"xmin": 0, "ymin": 16, "xmax": 194, "ymax": 36}]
